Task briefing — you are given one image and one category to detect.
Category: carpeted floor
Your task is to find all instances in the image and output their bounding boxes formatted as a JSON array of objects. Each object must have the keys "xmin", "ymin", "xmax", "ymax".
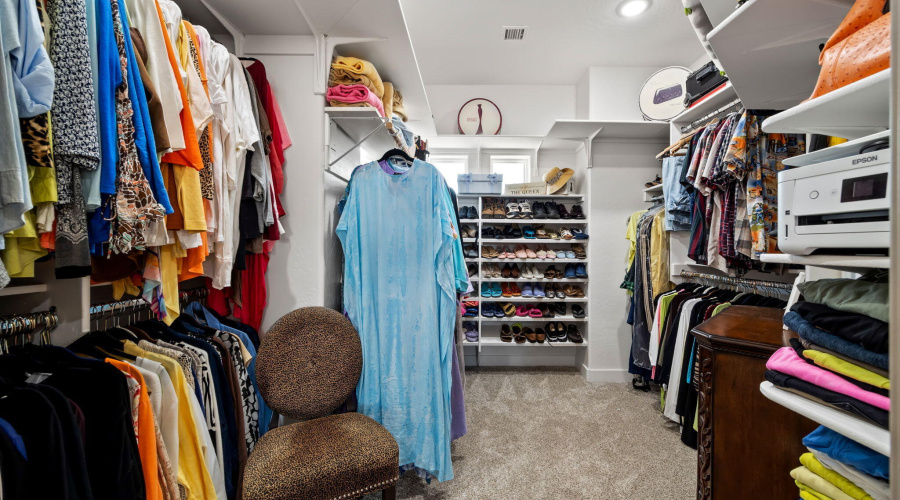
[{"xmin": 366, "ymin": 367, "xmax": 697, "ymax": 499}]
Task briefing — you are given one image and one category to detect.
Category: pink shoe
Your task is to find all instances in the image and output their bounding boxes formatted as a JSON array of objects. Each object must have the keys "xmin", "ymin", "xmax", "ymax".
[
  {"xmin": 525, "ymin": 246, "xmax": 537, "ymax": 258},
  {"xmin": 515, "ymin": 305, "xmax": 529, "ymax": 317}
]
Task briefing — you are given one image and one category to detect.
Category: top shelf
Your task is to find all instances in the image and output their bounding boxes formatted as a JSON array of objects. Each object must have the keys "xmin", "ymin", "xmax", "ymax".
[
  {"xmin": 540, "ymin": 120, "xmax": 669, "ymax": 151},
  {"xmin": 326, "ymin": 107, "xmax": 396, "ymax": 155},
  {"xmin": 760, "ymin": 253, "xmax": 889, "ymax": 272},
  {"xmin": 670, "ymin": 82, "xmax": 739, "ymax": 127},
  {"xmin": 762, "ymin": 69, "xmax": 889, "ymax": 139},
  {"xmin": 707, "ymin": 0, "xmax": 853, "ymax": 110}
]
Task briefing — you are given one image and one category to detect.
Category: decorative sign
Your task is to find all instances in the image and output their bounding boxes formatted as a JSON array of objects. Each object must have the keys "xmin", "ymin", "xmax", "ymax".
[
  {"xmin": 504, "ymin": 182, "xmax": 548, "ymax": 196},
  {"xmin": 458, "ymin": 98, "xmax": 502, "ymax": 135},
  {"xmin": 639, "ymin": 66, "xmax": 691, "ymax": 122}
]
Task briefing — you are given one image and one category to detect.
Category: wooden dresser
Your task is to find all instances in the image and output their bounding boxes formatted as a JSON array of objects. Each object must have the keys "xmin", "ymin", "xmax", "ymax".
[{"xmin": 690, "ymin": 305, "xmax": 817, "ymax": 500}]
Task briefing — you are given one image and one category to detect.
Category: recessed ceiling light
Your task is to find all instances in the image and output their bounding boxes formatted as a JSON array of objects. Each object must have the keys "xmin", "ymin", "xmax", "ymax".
[{"xmin": 618, "ymin": 0, "xmax": 649, "ymax": 17}]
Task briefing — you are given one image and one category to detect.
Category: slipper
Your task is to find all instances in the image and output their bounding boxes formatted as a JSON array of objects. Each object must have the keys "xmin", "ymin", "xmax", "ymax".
[
  {"xmin": 501, "ymin": 324, "xmax": 513, "ymax": 342},
  {"xmin": 512, "ymin": 324, "xmax": 526, "ymax": 344},
  {"xmin": 528, "ymin": 306, "xmax": 543, "ymax": 318},
  {"xmin": 523, "ymin": 226, "xmax": 536, "ymax": 239},
  {"xmin": 565, "ymin": 250, "xmax": 576, "ymax": 259},
  {"xmin": 559, "ymin": 227, "xmax": 574, "ymax": 240},
  {"xmin": 502, "ymin": 302, "xmax": 516, "ymax": 316},
  {"xmin": 525, "ymin": 246, "xmax": 537, "ymax": 259},
  {"xmin": 536, "ymin": 246, "xmax": 547, "ymax": 259},
  {"xmin": 524, "ymin": 327, "xmax": 537, "ymax": 343},
  {"xmin": 515, "ymin": 245, "xmax": 528, "ymax": 259},
  {"xmin": 515, "ymin": 306, "xmax": 529, "ymax": 317}
]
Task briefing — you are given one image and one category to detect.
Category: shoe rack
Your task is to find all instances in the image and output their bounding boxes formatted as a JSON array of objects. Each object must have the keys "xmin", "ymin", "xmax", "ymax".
[{"xmin": 458, "ymin": 194, "xmax": 589, "ymax": 355}]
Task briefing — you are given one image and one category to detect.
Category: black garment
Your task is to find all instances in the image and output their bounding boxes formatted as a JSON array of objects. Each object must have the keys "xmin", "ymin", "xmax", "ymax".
[
  {"xmin": 765, "ymin": 370, "xmax": 889, "ymax": 429},
  {"xmin": 0, "ymin": 346, "xmax": 146, "ymax": 500},
  {"xmin": 33, "ymin": 385, "xmax": 94, "ymax": 500},
  {"xmin": 0, "ymin": 416, "xmax": 27, "ymax": 500},
  {"xmin": 791, "ymin": 301, "xmax": 889, "ymax": 354},
  {"xmin": 0, "ymin": 386, "xmax": 70, "ymax": 499}
]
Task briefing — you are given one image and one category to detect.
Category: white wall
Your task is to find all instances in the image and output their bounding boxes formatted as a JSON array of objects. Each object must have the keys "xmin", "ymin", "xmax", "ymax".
[
  {"xmin": 575, "ymin": 71, "xmax": 590, "ymax": 120},
  {"xmin": 585, "ymin": 140, "xmax": 666, "ymax": 382},
  {"xmin": 586, "ymin": 66, "xmax": 662, "ymax": 121},
  {"xmin": 252, "ymin": 54, "xmax": 327, "ymax": 332},
  {"xmin": 426, "ymin": 85, "xmax": 577, "ymax": 136}
]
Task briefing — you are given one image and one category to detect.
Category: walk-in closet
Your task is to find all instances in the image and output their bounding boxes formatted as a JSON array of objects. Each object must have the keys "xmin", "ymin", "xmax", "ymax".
[{"xmin": 0, "ymin": 0, "xmax": 896, "ymax": 497}]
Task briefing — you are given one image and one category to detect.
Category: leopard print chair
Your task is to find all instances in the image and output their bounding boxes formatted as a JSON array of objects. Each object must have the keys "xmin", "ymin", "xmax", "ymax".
[{"xmin": 243, "ymin": 307, "xmax": 399, "ymax": 500}]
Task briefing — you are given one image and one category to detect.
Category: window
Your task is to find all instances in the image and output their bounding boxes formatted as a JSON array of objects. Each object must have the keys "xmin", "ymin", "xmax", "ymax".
[
  {"xmin": 430, "ymin": 155, "xmax": 469, "ymax": 192},
  {"xmin": 490, "ymin": 155, "xmax": 531, "ymax": 191}
]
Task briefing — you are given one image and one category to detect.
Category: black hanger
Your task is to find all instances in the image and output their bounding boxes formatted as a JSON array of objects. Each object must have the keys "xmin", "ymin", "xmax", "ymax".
[{"xmin": 378, "ymin": 148, "xmax": 414, "ymax": 163}]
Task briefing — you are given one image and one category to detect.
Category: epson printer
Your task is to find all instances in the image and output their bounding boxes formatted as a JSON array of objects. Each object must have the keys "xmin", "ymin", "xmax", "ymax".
[{"xmin": 778, "ymin": 144, "xmax": 890, "ymax": 256}]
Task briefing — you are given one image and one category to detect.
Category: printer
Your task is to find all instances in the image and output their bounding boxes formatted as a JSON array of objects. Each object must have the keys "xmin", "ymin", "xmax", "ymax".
[{"xmin": 778, "ymin": 149, "xmax": 890, "ymax": 256}]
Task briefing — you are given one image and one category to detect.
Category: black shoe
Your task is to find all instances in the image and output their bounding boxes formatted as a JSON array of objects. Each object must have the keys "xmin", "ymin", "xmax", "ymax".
[
  {"xmin": 557, "ymin": 205, "xmax": 572, "ymax": 219},
  {"xmin": 510, "ymin": 225, "xmax": 523, "ymax": 239},
  {"xmin": 555, "ymin": 322, "xmax": 567, "ymax": 342},
  {"xmin": 553, "ymin": 303, "xmax": 566, "ymax": 316},
  {"xmin": 571, "ymin": 205, "xmax": 586, "ymax": 219},
  {"xmin": 572, "ymin": 305, "xmax": 585, "ymax": 318},
  {"xmin": 545, "ymin": 202, "xmax": 561, "ymax": 219},
  {"xmin": 468, "ymin": 206, "xmax": 479, "ymax": 219},
  {"xmin": 533, "ymin": 202, "xmax": 548, "ymax": 219},
  {"xmin": 481, "ymin": 227, "xmax": 495, "ymax": 239},
  {"xmin": 567, "ymin": 324, "xmax": 584, "ymax": 343},
  {"xmin": 460, "ymin": 207, "xmax": 470, "ymax": 219},
  {"xmin": 467, "ymin": 264, "xmax": 477, "ymax": 277}
]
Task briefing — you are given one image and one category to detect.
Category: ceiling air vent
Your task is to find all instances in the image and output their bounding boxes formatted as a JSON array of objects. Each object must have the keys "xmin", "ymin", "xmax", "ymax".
[{"xmin": 502, "ymin": 26, "xmax": 527, "ymax": 41}]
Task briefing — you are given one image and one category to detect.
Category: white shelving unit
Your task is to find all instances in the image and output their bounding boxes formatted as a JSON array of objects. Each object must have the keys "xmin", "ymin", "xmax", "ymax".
[
  {"xmin": 643, "ymin": 183, "xmax": 663, "ymax": 202},
  {"xmin": 760, "ymin": 253, "xmax": 889, "ymax": 273},
  {"xmin": 670, "ymin": 82, "xmax": 739, "ymax": 131},
  {"xmin": 761, "ymin": 69, "xmax": 890, "ymax": 139},
  {"xmin": 707, "ymin": 0, "xmax": 853, "ymax": 110},
  {"xmin": 458, "ymin": 194, "xmax": 589, "ymax": 353},
  {"xmin": 761, "ymin": 382, "xmax": 890, "ymax": 457}
]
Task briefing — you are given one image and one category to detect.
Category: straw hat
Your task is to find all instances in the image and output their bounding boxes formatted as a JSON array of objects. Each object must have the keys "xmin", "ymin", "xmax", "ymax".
[{"xmin": 543, "ymin": 167, "xmax": 575, "ymax": 194}]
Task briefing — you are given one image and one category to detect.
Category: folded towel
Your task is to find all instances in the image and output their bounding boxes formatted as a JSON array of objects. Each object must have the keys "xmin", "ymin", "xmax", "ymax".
[
  {"xmin": 812, "ymin": 450, "xmax": 889, "ymax": 500},
  {"xmin": 785, "ymin": 312, "xmax": 889, "ymax": 370},
  {"xmin": 326, "ymin": 84, "xmax": 385, "ymax": 117},
  {"xmin": 382, "ymin": 82, "xmax": 394, "ymax": 121},
  {"xmin": 791, "ymin": 301, "xmax": 888, "ymax": 354},
  {"xmin": 393, "ymin": 89, "xmax": 408, "ymax": 121},
  {"xmin": 765, "ymin": 371, "xmax": 888, "ymax": 428},
  {"xmin": 804, "ymin": 426, "xmax": 890, "ymax": 481},
  {"xmin": 767, "ymin": 347, "xmax": 889, "ymax": 411},
  {"xmin": 796, "ymin": 279, "xmax": 889, "ymax": 323},
  {"xmin": 801, "ymin": 453, "xmax": 876, "ymax": 500},
  {"xmin": 329, "ymin": 56, "xmax": 384, "ymax": 99},
  {"xmin": 792, "ymin": 466, "xmax": 855, "ymax": 500}
]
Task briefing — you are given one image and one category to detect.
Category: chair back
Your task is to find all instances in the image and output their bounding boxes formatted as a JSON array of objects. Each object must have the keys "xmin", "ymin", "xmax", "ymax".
[{"xmin": 257, "ymin": 307, "xmax": 362, "ymax": 420}]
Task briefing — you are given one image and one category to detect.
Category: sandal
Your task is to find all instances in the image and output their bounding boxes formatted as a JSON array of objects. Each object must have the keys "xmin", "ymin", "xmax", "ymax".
[
  {"xmin": 502, "ymin": 302, "xmax": 516, "ymax": 316},
  {"xmin": 501, "ymin": 324, "xmax": 513, "ymax": 342},
  {"xmin": 572, "ymin": 305, "xmax": 585, "ymax": 318},
  {"xmin": 535, "ymin": 328, "xmax": 547, "ymax": 343},
  {"xmin": 515, "ymin": 306, "xmax": 529, "ymax": 317},
  {"xmin": 501, "ymin": 283, "xmax": 512, "ymax": 297},
  {"xmin": 492, "ymin": 283, "xmax": 503, "ymax": 297},
  {"xmin": 537, "ymin": 304, "xmax": 552, "ymax": 318},
  {"xmin": 523, "ymin": 327, "xmax": 537, "ymax": 343},
  {"xmin": 510, "ymin": 283, "xmax": 522, "ymax": 296},
  {"xmin": 559, "ymin": 227, "xmax": 574, "ymax": 240},
  {"xmin": 567, "ymin": 324, "xmax": 584, "ymax": 343},
  {"xmin": 523, "ymin": 226, "xmax": 536, "ymax": 239},
  {"xmin": 512, "ymin": 323, "xmax": 526, "ymax": 344},
  {"xmin": 528, "ymin": 306, "xmax": 543, "ymax": 318},
  {"xmin": 536, "ymin": 245, "xmax": 547, "ymax": 259},
  {"xmin": 535, "ymin": 226, "xmax": 549, "ymax": 239},
  {"xmin": 547, "ymin": 229, "xmax": 560, "ymax": 240},
  {"xmin": 505, "ymin": 199, "xmax": 520, "ymax": 219},
  {"xmin": 525, "ymin": 246, "xmax": 537, "ymax": 259}
]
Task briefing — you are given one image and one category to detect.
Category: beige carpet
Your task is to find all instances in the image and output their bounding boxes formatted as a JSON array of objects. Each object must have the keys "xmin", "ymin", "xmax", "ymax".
[{"xmin": 366, "ymin": 367, "xmax": 697, "ymax": 499}]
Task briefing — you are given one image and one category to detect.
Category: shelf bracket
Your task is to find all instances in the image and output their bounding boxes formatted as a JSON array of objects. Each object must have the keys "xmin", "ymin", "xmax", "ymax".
[
  {"xmin": 198, "ymin": 0, "xmax": 245, "ymax": 55},
  {"xmin": 328, "ymin": 119, "xmax": 388, "ymax": 167},
  {"xmin": 314, "ymin": 34, "xmax": 387, "ymax": 95}
]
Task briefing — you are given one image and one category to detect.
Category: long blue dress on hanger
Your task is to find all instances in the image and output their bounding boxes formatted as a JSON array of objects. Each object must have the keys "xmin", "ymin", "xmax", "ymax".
[{"xmin": 337, "ymin": 159, "xmax": 466, "ymax": 482}]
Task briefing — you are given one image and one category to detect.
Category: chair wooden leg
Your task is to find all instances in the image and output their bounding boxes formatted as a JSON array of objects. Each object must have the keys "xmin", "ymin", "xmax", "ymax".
[{"xmin": 382, "ymin": 485, "xmax": 396, "ymax": 500}]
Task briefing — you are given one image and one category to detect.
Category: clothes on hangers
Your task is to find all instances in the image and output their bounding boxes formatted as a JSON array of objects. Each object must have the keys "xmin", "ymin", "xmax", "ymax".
[
  {"xmin": 0, "ymin": 0, "xmax": 291, "ymax": 331},
  {"xmin": 0, "ymin": 301, "xmax": 264, "ymax": 500}
]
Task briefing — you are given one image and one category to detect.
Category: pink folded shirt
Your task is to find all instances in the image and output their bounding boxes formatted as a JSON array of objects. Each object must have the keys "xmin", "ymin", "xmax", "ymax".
[
  {"xmin": 326, "ymin": 84, "xmax": 386, "ymax": 117},
  {"xmin": 767, "ymin": 347, "xmax": 890, "ymax": 411}
]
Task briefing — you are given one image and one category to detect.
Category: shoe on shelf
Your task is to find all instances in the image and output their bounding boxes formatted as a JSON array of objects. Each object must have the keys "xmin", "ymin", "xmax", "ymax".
[
  {"xmin": 533, "ymin": 201, "xmax": 549, "ymax": 219},
  {"xmin": 571, "ymin": 205, "xmax": 586, "ymax": 220},
  {"xmin": 481, "ymin": 226, "xmax": 494, "ymax": 239},
  {"xmin": 518, "ymin": 200, "xmax": 533, "ymax": 219},
  {"xmin": 525, "ymin": 246, "xmax": 537, "ymax": 259},
  {"xmin": 512, "ymin": 323, "xmax": 526, "ymax": 344},
  {"xmin": 502, "ymin": 302, "xmax": 516, "ymax": 317},
  {"xmin": 514, "ymin": 244, "xmax": 527, "ymax": 259},
  {"xmin": 505, "ymin": 199, "xmax": 520, "ymax": 219},
  {"xmin": 533, "ymin": 283, "xmax": 545, "ymax": 298},
  {"xmin": 515, "ymin": 306, "xmax": 529, "ymax": 317},
  {"xmin": 522, "ymin": 283, "xmax": 533, "ymax": 298},
  {"xmin": 510, "ymin": 264, "xmax": 521, "ymax": 279},
  {"xmin": 559, "ymin": 227, "xmax": 574, "ymax": 240},
  {"xmin": 535, "ymin": 226, "xmax": 550, "ymax": 239},
  {"xmin": 553, "ymin": 303, "xmax": 567, "ymax": 316},
  {"xmin": 555, "ymin": 322, "xmax": 568, "ymax": 342},
  {"xmin": 547, "ymin": 229, "xmax": 560, "ymax": 240},
  {"xmin": 501, "ymin": 283, "xmax": 512, "ymax": 297},
  {"xmin": 564, "ymin": 264, "xmax": 577, "ymax": 279},
  {"xmin": 544, "ymin": 265, "xmax": 557, "ymax": 279},
  {"xmin": 546, "ymin": 247, "xmax": 558, "ymax": 259},
  {"xmin": 537, "ymin": 304, "xmax": 552, "ymax": 318},
  {"xmin": 524, "ymin": 327, "xmax": 537, "ymax": 343},
  {"xmin": 535, "ymin": 328, "xmax": 547, "ymax": 343},
  {"xmin": 501, "ymin": 324, "xmax": 513, "ymax": 342},
  {"xmin": 492, "ymin": 283, "xmax": 503, "ymax": 298},
  {"xmin": 467, "ymin": 263, "xmax": 477, "ymax": 277},
  {"xmin": 644, "ymin": 175, "xmax": 662, "ymax": 188},
  {"xmin": 491, "ymin": 198, "xmax": 506, "ymax": 219},
  {"xmin": 572, "ymin": 305, "xmax": 586, "ymax": 318},
  {"xmin": 521, "ymin": 264, "xmax": 534, "ymax": 279},
  {"xmin": 523, "ymin": 225, "xmax": 536, "ymax": 239},
  {"xmin": 575, "ymin": 263, "xmax": 588, "ymax": 278},
  {"xmin": 557, "ymin": 204, "xmax": 572, "ymax": 219},
  {"xmin": 460, "ymin": 206, "xmax": 471, "ymax": 219},
  {"xmin": 571, "ymin": 228, "xmax": 588, "ymax": 240},
  {"xmin": 528, "ymin": 305, "xmax": 543, "ymax": 318},
  {"xmin": 510, "ymin": 283, "xmax": 522, "ymax": 296},
  {"xmin": 468, "ymin": 206, "xmax": 479, "ymax": 219},
  {"xmin": 567, "ymin": 324, "xmax": 584, "ymax": 343},
  {"xmin": 481, "ymin": 282, "xmax": 491, "ymax": 297},
  {"xmin": 501, "ymin": 263, "xmax": 512, "ymax": 278},
  {"xmin": 571, "ymin": 244, "xmax": 587, "ymax": 258},
  {"xmin": 531, "ymin": 264, "xmax": 543, "ymax": 279},
  {"xmin": 546, "ymin": 322, "xmax": 561, "ymax": 342},
  {"xmin": 536, "ymin": 245, "xmax": 547, "ymax": 259},
  {"xmin": 510, "ymin": 225, "xmax": 523, "ymax": 239},
  {"xmin": 545, "ymin": 202, "xmax": 561, "ymax": 219}
]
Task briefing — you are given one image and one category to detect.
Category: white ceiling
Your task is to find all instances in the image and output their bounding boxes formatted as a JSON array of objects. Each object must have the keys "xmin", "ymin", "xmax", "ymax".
[
  {"xmin": 183, "ymin": 0, "xmax": 314, "ymax": 36},
  {"xmin": 400, "ymin": 0, "xmax": 706, "ymax": 85}
]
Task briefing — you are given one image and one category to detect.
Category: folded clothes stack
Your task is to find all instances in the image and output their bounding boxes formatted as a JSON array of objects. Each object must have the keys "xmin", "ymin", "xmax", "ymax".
[
  {"xmin": 765, "ymin": 277, "xmax": 890, "ymax": 429},
  {"xmin": 790, "ymin": 426, "xmax": 890, "ymax": 500},
  {"xmin": 327, "ymin": 56, "xmax": 387, "ymax": 115}
]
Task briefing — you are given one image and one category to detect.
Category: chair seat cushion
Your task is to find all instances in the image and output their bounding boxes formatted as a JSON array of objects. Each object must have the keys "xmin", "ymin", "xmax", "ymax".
[{"xmin": 243, "ymin": 413, "xmax": 399, "ymax": 500}]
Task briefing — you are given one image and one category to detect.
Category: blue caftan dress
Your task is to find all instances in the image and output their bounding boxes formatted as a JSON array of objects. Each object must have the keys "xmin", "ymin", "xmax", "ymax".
[{"xmin": 336, "ymin": 159, "xmax": 466, "ymax": 482}]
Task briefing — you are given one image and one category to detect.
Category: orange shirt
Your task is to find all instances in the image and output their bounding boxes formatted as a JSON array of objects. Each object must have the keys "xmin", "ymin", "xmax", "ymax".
[{"xmin": 107, "ymin": 359, "xmax": 163, "ymax": 500}]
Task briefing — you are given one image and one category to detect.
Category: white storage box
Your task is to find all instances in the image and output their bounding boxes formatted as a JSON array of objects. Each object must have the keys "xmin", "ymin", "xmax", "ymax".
[{"xmin": 458, "ymin": 173, "xmax": 503, "ymax": 194}]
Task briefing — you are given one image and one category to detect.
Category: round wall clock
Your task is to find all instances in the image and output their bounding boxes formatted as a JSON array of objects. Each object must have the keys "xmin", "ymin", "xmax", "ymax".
[{"xmin": 458, "ymin": 98, "xmax": 502, "ymax": 135}]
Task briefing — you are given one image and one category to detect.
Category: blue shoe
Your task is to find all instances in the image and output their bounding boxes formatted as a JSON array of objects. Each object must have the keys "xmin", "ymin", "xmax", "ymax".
[
  {"xmin": 481, "ymin": 282, "xmax": 491, "ymax": 297},
  {"xmin": 534, "ymin": 283, "xmax": 545, "ymax": 298},
  {"xmin": 523, "ymin": 226, "xmax": 536, "ymax": 239},
  {"xmin": 565, "ymin": 250, "xmax": 576, "ymax": 259},
  {"xmin": 522, "ymin": 283, "xmax": 533, "ymax": 297},
  {"xmin": 564, "ymin": 264, "xmax": 577, "ymax": 279},
  {"xmin": 491, "ymin": 283, "xmax": 503, "ymax": 297},
  {"xmin": 575, "ymin": 263, "xmax": 588, "ymax": 278}
]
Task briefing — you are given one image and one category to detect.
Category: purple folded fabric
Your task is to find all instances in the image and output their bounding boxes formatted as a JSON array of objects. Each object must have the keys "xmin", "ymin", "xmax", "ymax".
[
  {"xmin": 767, "ymin": 347, "xmax": 890, "ymax": 411},
  {"xmin": 326, "ymin": 84, "xmax": 386, "ymax": 117}
]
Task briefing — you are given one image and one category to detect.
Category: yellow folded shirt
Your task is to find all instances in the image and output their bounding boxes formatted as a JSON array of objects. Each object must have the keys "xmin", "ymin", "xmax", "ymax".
[
  {"xmin": 801, "ymin": 453, "xmax": 875, "ymax": 500},
  {"xmin": 330, "ymin": 56, "xmax": 384, "ymax": 99},
  {"xmin": 803, "ymin": 349, "xmax": 890, "ymax": 391},
  {"xmin": 792, "ymin": 467, "xmax": 853, "ymax": 500},
  {"xmin": 798, "ymin": 485, "xmax": 833, "ymax": 500}
]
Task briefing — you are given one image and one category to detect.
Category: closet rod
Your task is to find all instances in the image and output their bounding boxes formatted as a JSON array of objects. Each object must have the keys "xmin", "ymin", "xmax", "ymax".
[
  {"xmin": 0, "ymin": 307, "xmax": 59, "ymax": 346},
  {"xmin": 680, "ymin": 98, "xmax": 743, "ymax": 134},
  {"xmin": 679, "ymin": 270, "xmax": 794, "ymax": 290}
]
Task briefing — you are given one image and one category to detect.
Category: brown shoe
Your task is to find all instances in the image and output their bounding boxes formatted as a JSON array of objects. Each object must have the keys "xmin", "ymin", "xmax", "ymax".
[
  {"xmin": 510, "ymin": 283, "xmax": 522, "ymax": 296},
  {"xmin": 523, "ymin": 327, "xmax": 537, "ymax": 343},
  {"xmin": 537, "ymin": 304, "xmax": 553, "ymax": 318},
  {"xmin": 501, "ymin": 283, "xmax": 512, "ymax": 297},
  {"xmin": 501, "ymin": 264, "xmax": 512, "ymax": 278},
  {"xmin": 512, "ymin": 324, "xmax": 526, "ymax": 344},
  {"xmin": 535, "ymin": 328, "xmax": 547, "ymax": 343},
  {"xmin": 510, "ymin": 264, "xmax": 521, "ymax": 279},
  {"xmin": 501, "ymin": 324, "xmax": 513, "ymax": 342}
]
